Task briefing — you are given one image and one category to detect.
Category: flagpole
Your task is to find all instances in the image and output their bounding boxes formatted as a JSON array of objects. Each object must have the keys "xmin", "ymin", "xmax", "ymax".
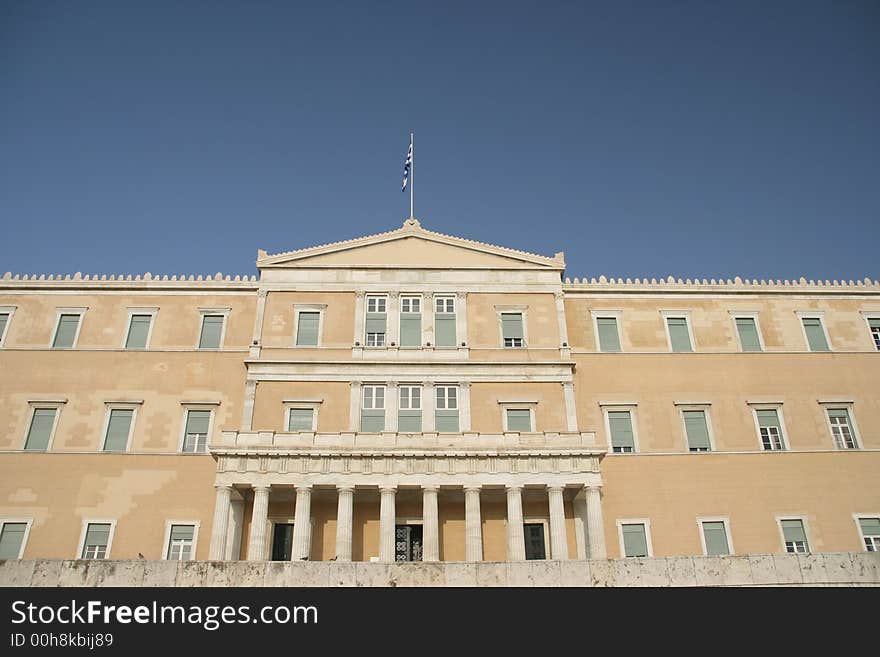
[{"xmin": 409, "ymin": 131, "xmax": 414, "ymax": 219}]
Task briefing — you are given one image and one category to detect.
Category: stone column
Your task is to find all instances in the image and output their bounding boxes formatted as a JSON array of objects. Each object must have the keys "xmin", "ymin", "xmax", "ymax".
[
  {"xmin": 548, "ymin": 486, "xmax": 568, "ymax": 559},
  {"xmin": 562, "ymin": 381, "xmax": 578, "ymax": 432},
  {"xmin": 379, "ymin": 485, "xmax": 397, "ymax": 562},
  {"xmin": 349, "ymin": 381, "xmax": 362, "ymax": 431},
  {"xmin": 505, "ymin": 485, "xmax": 526, "ymax": 561},
  {"xmin": 422, "ymin": 485, "xmax": 440, "ymax": 562},
  {"xmin": 241, "ymin": 380, "xmax": 258, "ymax": 431},
  {"xmin": 209, "ymin": 484, "xmax": 233, "ymax": 560},
  {"xmin": 292, "ymin": 485, "xmax": 313, "ymax": 561},
  {"xmin": 247, "ymin": 485, "xmax": 270, "ymax": 561},
  {"xmin": 386, "ymin": 381, "xmax": 398, "ymax": 432},
  {"xmin": 586, "ymin": 485, "xmax": 606, "ymax": 558},
  {"xmin": 555, "ymin": 291, "xmax": 570, "ymax": 357},
  {"xmin": 422, "ymin": 380, "xmax": 435, "ymax": 432},
  {"xmin": 572, "ymin": 494, "xmax": 588, "ymax": 560},
  {"xmin": 334, "ymin": 485, "xmax": 355, "ymax": 562},
  {"xmin": 459, "ymin": 381, "xmax": 472, "ymax": 431},
  {"xmin": 423, "ymin": 294, "xmax": 434, "ymax": 347},
  {"xmin": 226, "ymin": 499, "xmax": 244, "ymax": 560},
  {"xmin": 387, "ymin": 292, "xmax": 400, "ymax": 348},
  {"xmin": 456, "ymin": 292, "xmax": 468, "ymax": 353},
  {"xmin": 249, "ymin": 288, "xmax": 267, "ymax": 358},
  {"xmin": 354, "ymin": 291, "xmax": 365, "ymax": 346},
  {"xmin": 464, "ymin": 486, "xmax": 483, "ymax": 562}
]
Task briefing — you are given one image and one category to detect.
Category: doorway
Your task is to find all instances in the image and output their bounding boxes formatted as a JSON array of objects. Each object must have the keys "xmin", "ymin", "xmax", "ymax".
[
  {"xmin": 395, "ymin": 524, "xmax": 423, "ymax": 561},
  {"xmin": 271, "ymin": 523, "xmax": 294, "ymax": 561},
  {"xmin": 524, "ymin": 523, "xmax": 547, "ymax": 560}
]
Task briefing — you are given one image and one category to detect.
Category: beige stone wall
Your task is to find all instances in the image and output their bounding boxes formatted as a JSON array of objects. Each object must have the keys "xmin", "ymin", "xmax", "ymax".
[
  {"xmin": 261, "ymin": 291, "xmax": 355, "ymax": 349},
  {"xmin": 470, "ymin": 382, "xmax": 568, "ymax": 433},
  {"xmin": 251, "ymin": 381, "xmax": 351, "ymax": 433},
  {"xmin": 467, "ymin": 293, "xmax": 560, "ymax": 349}
]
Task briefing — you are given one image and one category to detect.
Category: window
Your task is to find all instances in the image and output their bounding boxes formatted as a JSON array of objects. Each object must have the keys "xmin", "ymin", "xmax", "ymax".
[
  {"xmin": 80, "ymin": 522, "xmax": 114, "ymax": 559},
  {"xmin": 198, "ymin": 313, "xmax": 226, "ymax": 349},
  {"xmin": 102, "ymin": 408, "xmax": 135, "ymax": 452},
  {"xmin": 505, "ymin": 408, "xmax": 533, "ymax": 432},
  {"xmin": 501, "ymin": 313, "xmax": 524, "ymax": 348},
  {"xmin": 595, "ymin": 316, "xmax": 621, "ymax": 353},
  {"xmin": 856, "ymin": 517, "xmax": 880, "ymax": 552},
  {"xmin": 779, "ymin": 518, "xmax": 809, "ymax": 554},
  {"xmin": 400, "ymin": 296, "xmax": 422, "ymax": 347},
  {"xmin": 288, "ymin": 408, "xmax": 316, "ymax": 432},
  {"xmin": 618, "ymin": 521, "xmax": 652, "ymax": 557},
  {"xmin": 435, "ymin": 386, "xmax": 459, "ymax": 432},
  {"xmin": 124, "ymin": 309, "xmax": 156, "ymax": 349},
  {"xmin": 664, "ymin": 314, "xmax": 693, "ymax": 352},
  {"xmin": 365, "ymin": 296, "xmax": 387, "ymax": 347},
  {"xmin": 51, "ymin": 309, "xmax": 85, "ymax": 349},
  {"xmin": 165, "ymin": 523, "xmax": 198, "ymax": 561},
  {"xmin": 0, "ymin": 520, "xmax": 31, "ymax": 559},
  {"xmin": 361, "ymin": 385, "xmax": 386, "ymax": 432},
  {"xmin": 295, "ymin": 311, "xmax": 320, "ymax": 347},
  {"xmin": 606, "ymin": 409, "xmax": 636, "ymax": 453},
  {"xmin": 699, "ymin": 519, "xmax": 731, "ymax": 556},
  {"xmin": 868, "ymin": 317, "xmax": 880, "ymax": 351},
  {"xmin": 754, "ymin": 408, "xmax": 786, "ymax": 451},
  {"xmin": 826, "ymin": 408, "xmax": 858, "ymax": 449},
  {"xmin": 0, "ymin": 306, "xmax": 15, "ymax": 347},
  {"xmin": 23, "ymin": 406, "xmax": 60, "ymax": 451},
  {"xmin": 733, "ymin": 314, "xmax": 763, "ymax": 352},
  {"xmin": 682, "ymin": 409, "xmax": 712, "ymax": 452},
  {"xmin": 182, "ymin": 409, "xmax": 212, "ymax": 453},
  {"xmin": 799, "ymin": 315, "xmax": 830, "ymax": 352},
  {"xmin": 398, "ymin": 385, "xmax": 422, "ymax": 432},
  {"xmin": 434, "ymin": 296, "xmax": 456, "ymax": 347}
]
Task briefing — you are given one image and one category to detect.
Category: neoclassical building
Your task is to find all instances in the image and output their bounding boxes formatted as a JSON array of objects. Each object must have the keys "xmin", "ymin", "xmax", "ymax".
[{"xmin": 1, "ymin": 219, "xmax": 878, "ymax": 568}]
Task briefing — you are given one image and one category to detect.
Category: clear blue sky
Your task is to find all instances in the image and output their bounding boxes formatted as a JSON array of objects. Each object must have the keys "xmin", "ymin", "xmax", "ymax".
[{"xmin": 2, "ymin": 1, "xmax": 877, "ymax": 280}]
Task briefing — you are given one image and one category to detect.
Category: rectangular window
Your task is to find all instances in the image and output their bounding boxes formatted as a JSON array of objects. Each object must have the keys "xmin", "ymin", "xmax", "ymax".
[
  {"xmin": 399, "ymin": 296, "xmax": 422, "ymax": 347},
  {"xmin": 607, "ymin": 410, "xmax": 635, "ymax": 453},
  {"xmin": 361, "ymin": 385, "xmax": 386, "ymax": 432},
  {"xmin": 182, "ymin": 409, "xmax": 211, "ymax": 453},
  {"xmin": 666, "ymin": 316, "xmax": 693, "ymax": 352},
  {"xmin": 801, "ymin": 317, "xmax": 829, "ymax": 351},
  {"xmin": 81, "ymin": 523, "xmax": 112, "ymax": 559},
  {"xmin": 780, "ymin": 519, "xmax": 809, "ymax": 554},
  {"xmin": 621, "ymin": 523, "xmax": 649, "ymax": 557},
  {"xmin": 102, "ymin": 408, "xmax": 134, "ymax": 452},
  {"xmin": 295, "ymin": 311, "xmax": 320, "ymax": 347},
  {"xmin": 198, "ymin": 315, "xmax": 225, "ymax": 349},
  {"xmin": 870, "ymin": 318, "xmax": 880, "ymax": 351},
  {"xmin": 52, "ymin": 313, "xmax": 82, "ymax": 349},
  {"xmin": 735, "ymin": 317, "xmax": 762, "ymax": 352},
  {"xmin": 288, "ymin": 408, "xmax": 315, "ymax": 432},
  {"xmin": 434, "ymin": 296, "xmax": 456, "ymax": 347},
  {"xmin": 0, "ymin": 522, "xmax": 28, "ymax": 559},
  {"xmin": 858, "ymin": 517, "xmax": 880, "ymax": 552},
  {"xmin": 501, "ymin": 313, "xmax": 524, "ymax": 348},
  {"xmin": 827, "ymin": 408, "xmax": 858, "ymax": 449},
  {"xmin": 596, "ymin": 317, "xmax": 621, "ymax": 352},
  {"xmin": 365, "ymin": 296, "xmax": 387, "ymax": 347},
  {"xmin": 125, "ymin": 314, "xmax": 153, "ymax": 349},
  {"xmin": 683, "ymin": 409, "xmax": 711, "ymax": 452},
  {"xmin": 701, "ymin": 521, "xmax": 730, "ymax": 556},
  {"xmin": 505, "ymin": 408, "xmax": 532, "ymax": 432},
  {"xmin": 398, "ymin": 385, "xmax": 422, "ymax": 432},
  {"xmin": 24, "ymin": 408, "xmax": 57, "ymax": 451},
  {"xmin": 0, "ymin": 311, "xmax": 11, "ymax": 347},
  {"xmin": 756, "ymin": 409, "xmax": 785, "ymax": 451},
  {"xmin": 166, "ymin": 524, "xmax": 195, "ymax": 561},
  {"xmin": 435, "ymin": 386, "xmax": 460, "ymax": 432}
]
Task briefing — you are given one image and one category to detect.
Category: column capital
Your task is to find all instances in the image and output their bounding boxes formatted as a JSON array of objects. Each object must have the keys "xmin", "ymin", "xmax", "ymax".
[
  {"xmin": 463, "ymin": 485, "xmax": 482, "ymax": 494},
  {"xmin": 423, "ymin": 379, "xmax": 435, "ymax": 388},
  {"xmin": 336, "ymin": 485, "xmax": 355, "ymax": 493},
  {"xmin": 422, "ymin": 484, "xmax": 440, "ymax": 493},
  {"xmin": 460, "ymin": 380, "xmax": 472, "ymax": 389},
  {"xmin": 386, "ymin": 380, "xmax": 398, "ymax": 388},
  {"xmin": 456, "ymin": 292, "xmax": 468, "ymax": 301},
  {"xmin": 379, "ymin": 484, "xmax": 398, "ymax": 493},
  {"xmin": 388, "ymin": 291, "xmax": 399, "ymax": 300},
  {"xmin": 547, "ymin": 485, "xmax": 565, "ymax": 494},
  {"xmin": 554, "ymin": 291, "xmax": 565, "ymax": 301},
  {"xmin": 586, "ymin": 484, "xmax": 603, "ymax": 494},
  {"xmin": 215, "ymin": 484, "xmax": 234, "ymax": 493},
  {"xmin": 355, "ymin": 290, "xmax": 366, "ymax": 299},
  {"xmin": 505, "ymin": 484, "xmax": 524, "ymax": 493},
  {"xmin": 252, "ymin": 484, "xmax": 271, "ymax": 493},
  {"xmin": 258, "ymin": 288, "xmax": 268, "ymax": 298},
  {"xmin": 350, "ymin": 380, "xmax": 363, "ymax": 388},
  {"xmin": 294, "ymin": 484, "xmax": 313, "ymax": 493}
]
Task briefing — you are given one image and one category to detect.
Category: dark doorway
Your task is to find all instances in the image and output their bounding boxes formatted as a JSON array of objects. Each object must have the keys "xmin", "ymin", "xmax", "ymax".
[
  {"xmin": 271, "ymin": 523, "xmax": 293, "ymax": 561},
  {"xmin": 395, "ymin": 524, "xmax": 423, "ymax": 561},
  {"xmin": 524, "ymin": 523, "xmax": 546, "ymax": 560}
]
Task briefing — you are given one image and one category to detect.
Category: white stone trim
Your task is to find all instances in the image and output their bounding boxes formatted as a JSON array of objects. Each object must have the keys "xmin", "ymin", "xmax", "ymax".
[
  {"xmin": 122, "ymin": 307, "xmax": 158, "ymax": 349},
  {"xmin": 775, "ymin": 514, "xmax": 811, "ymax": 554},
  {"xmin": 49, "ymin": 307, "xmax": 87, "ymax": 349},
  {"xmin": 0, "ymin": 518, "xmax": 33, "ymax": 559},
  {"xmin": 795, "ymin": 310, "xmax": 832, "ymax": 352},
  {"xmin": 495, "ymin": 305, "xmax": 529, "ymax": 348},
  {"xmin": 616, "ymin": 518, "xmax": 653, "ymax": 558},
  {"xmin": 196, "ymin": 307, "xmax": 231, "ymax": 350},
  {"xmin": 522, "ymin": 516, "xmax": 551, "ymax": 559},
  {"xmin": 76, "ymin": 519, "xmax": 117, "ymax": 559},
  {"xmin": 0, "ymin": 306, "xmax": 16, "ymax": 347},
  {"xmin": 161, "ymin": 519, "xmax": 201, "ymax": 560},
  {"xmin": 600, "ymin": 404, "xmax": 641, "ymax": 454},
  {"xmin": 500, "ymin": 402, "xmax": 537, "ymax": 432},
  {"xmin": 852, "ymin": 512, "xmax": 880, "ymax": 552},
  {"xmin": 728, "ymin": 310, "xmax": 766, "ymax": 352},
  {"xmin": 676, "ymin": 404, "xmax": 716, "ymax": 452},
  {"xmin": 590, "ymin": 309, "xmax": 623, "ymax": 352},
  {"xmin": 21, "ymin": 400, "xmax": 65, "ymax": 451},
  {"xmin": 818, "ymin": 401, "xmax": 861, "ymax": 450},
  {"xmin": 250, "ymin": 290, "xmax": 268, "ymax": 357},
  {"xmin": 696, "ymin": 516, "xmax": 734, "ymax": 556},
  {"xmin": 562, "ymin": 381, "xmax": 578, "ymax": 431},
  {"xmin": 178, "ymin": 404, "xmax": 217, "ymax": 453},
  {"xmin": 750, "ymin": 404, "xmax": 790, "ymax": 451},
  {"xmin": 293, "ymin": 303, "xmax": 327, "ymax": 348},
  {"xmin": 660, "ymin": 310, "xmax": 696, "ymax": 352},
  {"xmin": 283, "ymin": 401, "xmax": 322, "ymax": 432},
  {"xmin": 99, "ymin": 403, "xmax": 140, "ymax": 452}
]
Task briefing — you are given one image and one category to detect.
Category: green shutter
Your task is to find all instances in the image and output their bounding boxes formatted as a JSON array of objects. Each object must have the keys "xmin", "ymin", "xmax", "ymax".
[
  {"xmin": 185, "ymin": 410, "xmax": 211, "ymax": 435},
  {"xmin": 360, "ymin": 409, "xmax": 385, "ymax": 432},
  {"xmin": 24, "ymin": 408, "xmax": 56, "ymax": 451},
  {"xmin": 125, "ymin": 315, "xmax": 152, "ymax": 349},
  {"xmin": 781, "ymin": 520, "xmax": 807, "ymax": 543},
  {"xmin": 296, "ymin": 312, "xmax": 320, "ymax": 346},
  {"xmin": 667, "ymin": 318, "xmax": 692, "ymax": 352},
  {"xmin": 683, "ymin": 410, "xmax": 711, "ymax": 450},
  {"xmin": 0, "ymin": 313, "xmax": 8, "ymax": 342},
  {"xmin": 596, "ymin": 317, "xmax": 621, "ymax": 352},
  {"xmin": 0, "ymin": 523, "xmax": 27, "ymax": 558},
  {"xmin": 608, "ymin": 411, "xmax": 635, "ymax": 450},
  {"xmin": 53, "ymin": 314, "xmax": 80, "ymax": 348},
  {"xmin": 756, "ymin": 409, "xmax": 781, "ymax": 429},
  {"xmin": 288, "ymin": 408, "xmax": 314, "ymax": 431},
  {"xmin": 199, "ymin": 315, "xmax": 224, "ymax": 348},
  {"xmin": 501, "ymin": 313, "xmax": 524, "ymax": 339},
  {"xmin": 103, "ymin": 409, "xmax": 133, "ymax": 451},
  {"xmin": 170, "ymin": 525, "xmax": 194, "ymax": 542},
  {"xmin": 735, "ymin": 317, "xmax": 762, "ymax": 351},
  {"xmin": 802, "ymin": 318, "xmax": 829, "ymax": 351},
  {"xmin": 859, "ymin": 518, "xmax": 880, "ymax": 536},
  {"xmin": 622, "ymin": 524, "xmax": 648, "ymax": 557},
  {"xmin": 870, "ymin": 318, "xmax": 880, "ymax": 329},
  {"xmin": 400, "ymin": 315, "xmax": 421, "ymax": 346},
  {"xmin": 398, "ymin": 409, "xmax": 422, "ymax": 432},
  {"xmin": 506, "ymin": 409, "xmax": 532, "ymax": 432},
  {"xmin": 435, "ymin": 315, "xmax": 456, "ymax": 347},
  {"xmin": 702, "ymin": 521, "xmax": 730, "ymax": 555},
  {"xmin": 827, "ymin": 408, "xmax": 849, "ymax": 421},
  {"xmin": 84, "ymin": 523, "xmax": 111, "ymax": 549},
  {"xmin": 365, "ymin": 313, "xmax": 386, "ymax": 334},
  {"xmin": 435, "ymin": 409, "xmax": 460, "ymax": 432}
]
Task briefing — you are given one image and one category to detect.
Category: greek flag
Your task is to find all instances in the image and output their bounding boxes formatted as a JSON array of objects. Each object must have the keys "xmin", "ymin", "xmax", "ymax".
[{"xmin": 401, "ymin": 138, "xmax": 412, "ymax": 191}]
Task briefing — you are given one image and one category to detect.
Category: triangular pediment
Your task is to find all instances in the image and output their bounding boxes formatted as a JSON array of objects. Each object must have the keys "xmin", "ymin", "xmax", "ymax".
[{"xmin": 258, "ymin": 219, "xmax": 565, "ymax": 270}]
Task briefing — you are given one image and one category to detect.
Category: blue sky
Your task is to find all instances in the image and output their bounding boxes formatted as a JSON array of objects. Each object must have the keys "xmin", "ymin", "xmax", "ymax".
[{"xmin": 2, "ymin": 1, "xmax": 877, "ymax": 280}]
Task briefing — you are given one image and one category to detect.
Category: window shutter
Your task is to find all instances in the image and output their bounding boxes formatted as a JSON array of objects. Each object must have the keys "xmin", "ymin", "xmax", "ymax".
[
  {"xmin": 288, "ymin": 408, "xmax": 314, "ymax": 431},
  {"xmin": 0, "ymin": 523, "xmax": 26, "ymax": 558},
  {"xmin": 735, "ymin": 317, "xmax": 761, "ymax": 351},
  {"xmin": 360, "ymin": 409, "xmax": 385, "ymax": 432},
  {"xmin": 506, "ymin": 409, "xmax": 532, "ymax": 432},
  {"xmin": 103, "ymin": 409, "xmax": 133, "ymax": 451},
  {"xmin": 802, "ymin": 318, "xmax": 829, "ymax": 351},
  {"xmin": 870, "ymin": 318, "xmax": 880, "ymax": 329},
  {"xmin": 756, "ymin": 409, "xmax": 781, "ymax": 429},
  {"xmin": 0, "ymin": 314, "xmax": 8, "ymax": 341},
  {"xmin": 683, "ymin": 410, "xmax": 711, "ymax": 450},
  {"xmin": 53, "ymin": 314, "xmax": 80, "ymax": 348},
  {"xmin": 365, "ymin": 313, "xmax": 386, "ymax": 334},
  {"xmin": 702, "ymin": 522, "xmax": 729, "ymax": 555},
  {"xmin": 608, "ymin": 411, "xmax": 635, "ymax": 450},
  {"xmin": 84, "ymin": 524, "xmax": 111, "ymax": 549},
  {"xmin": 399, "ymin": 315, "xmax": 421, "ymax": 346},
  {"xmin": 859, "ymin": 518, "xmax": 880, "ymax": 536},
  {"xmin": 435, "ymin": 315, "xmax": 456, "ymax": 346},
  {"xmin": 199, "ymin": 316, "xmax": 224, "ymax": 348},
  {"xmin": 185, "ymin": 410, "xmax": 211, "ymax": 435},
  {"xmin": 435, "ymin": 409, "xmax": 460, "ymax": 432},
  {"xmin": 781, "ymin": 520, "xmax": 807, "ymax": 543},
  {"xmin": 296, "ymin": 312, "xmax": 320, "ymax": 346},
  {"xmin": 826, "ymin": 408, "xmax": 849, "ymax": 422},
  {"xmin": 501, "ymin": 313, "xmax": 524, "ymax": 339},
  {"xmin": 125, "ymin": 315, "xmax": 152, "ymax": 349},
  {"xmin": 398, "ymin": 409, "xmax": 422, "ymax": 432},
  {"xmin": 24, "ymin": 408, "xmax": 56, "ymax": 451},
  {"xmin": 667, "ymin": 318, "xmax": 692, "ymax": 352},
  {"xmin": 622, "ymin": 524, "xmax": 648, "ymax": 557},
  {"xmin": 170, "ymin": 525, "xmax": 194, "ymax": 542},
  {"xmin": 596, "ymin": 317, "xmax": 621, "ymax": 352}
]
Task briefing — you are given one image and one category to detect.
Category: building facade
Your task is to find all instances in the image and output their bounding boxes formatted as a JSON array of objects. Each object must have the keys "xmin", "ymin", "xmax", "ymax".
[{"xmin": 1, "ymin": 218, "xmax": 879, "ymax": 568}]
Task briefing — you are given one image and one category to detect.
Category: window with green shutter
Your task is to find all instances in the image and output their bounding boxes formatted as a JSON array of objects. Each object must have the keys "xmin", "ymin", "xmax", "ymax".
[
  {"xmin": 398, "ymin": 385, "xmax": 422, "ymax": 432},
  {"xmin": 781, "ymin": 519, "xmax": 809, "ymax": 553},
  {"xmin": 596, "ymin": 317, "xmax": 621, "ymax": 352},
  {"xmin": 0, "ymin": 522, "xmax": 28, "ymax": 559},
  {"xmin": 434, "ymin": 296, "xmax": 457, "ymax": 347},
  {"xmin": 683, "ymin": 410, "xmax": 711, "ymax": 452},
  {"xmin": 505, "ymin": 408, "xmax": 532, "ymax": 432},
  {"xmin": 183, "ymin": 409, "xmax": 211, "ymax": 452},
  {"xmin": 52, "ymin": 314, "xmax": 82, "ymax": 348},
  {"xmin": 435, "ymin": 386, "xmax": 459, "ymax": 432},
  {"xmin": 607, "ymin": 410, "xmax": 635, "ymax": 453},
  {"xmin": 167, "ymin": 524, "xmax": 195, "ymax": 560},
  {"xmin": 288, "ymin": 408, "xmax": 315, "ymax": 432},
  {"xmin": 361, "ymin": 386, "xmax": 385, "ymax": 432},
  {"xmin": 701, "ymin": 521, "xmax": 730, "ymax": 555},
  {"xmin": 622, "ymin": 523, "xmax": 649, "ymax": 557},
  {"xmin": 103, "ymin": 409, "xmax": 133, "ymax": 452},
  {"xmin": 801, "ymin": 317, "xmax": 829, "ymax": 351},
  {"xmin": 24, "ymin": 408, "xmax": 57, "ymax": 451},
  {"xmin": 735, "ymin": 317, "xmax": 762, "ymax": 351},
  {"xmin": 198, "ymin": 315, "xmax": 224, "ymax": 349},
  {"xmin": 295, "ymin": 312, "xmax": 320, "ymax": 346},
  {"xmin": 501, "ymin": 313, "xmax": 524, "ymax": 348},
  {"xmin": 756, "ymin": 409, "xmax": 785, "ymax": 450},
  {"xmin": 869, "ymin": 318, "xmax": 880, "ymax": 350},
  {"xmin": 858, "ymin": 517, "xmax": 880, "ymax": 552},
  {"xmin": 125, "ymin": 314, "xmax": 152, "ymax": 349},
  {"xmin": 399, "ymin": 297, "xmax": 422, "ymax": 347},
  {"xmin": 666, "ymin": 317, "xmax": 693, "ymax": 352},
  {"xmin": 365, "ymin": 296, "xmax": 387, "ymax": 347},
  {"xmin": 0, "ymin": 312, "xmax": 9, "ymax": 345},
  {"xmin": 81, "ymin": 523, "xmax": 112, "ymax": 559}
]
